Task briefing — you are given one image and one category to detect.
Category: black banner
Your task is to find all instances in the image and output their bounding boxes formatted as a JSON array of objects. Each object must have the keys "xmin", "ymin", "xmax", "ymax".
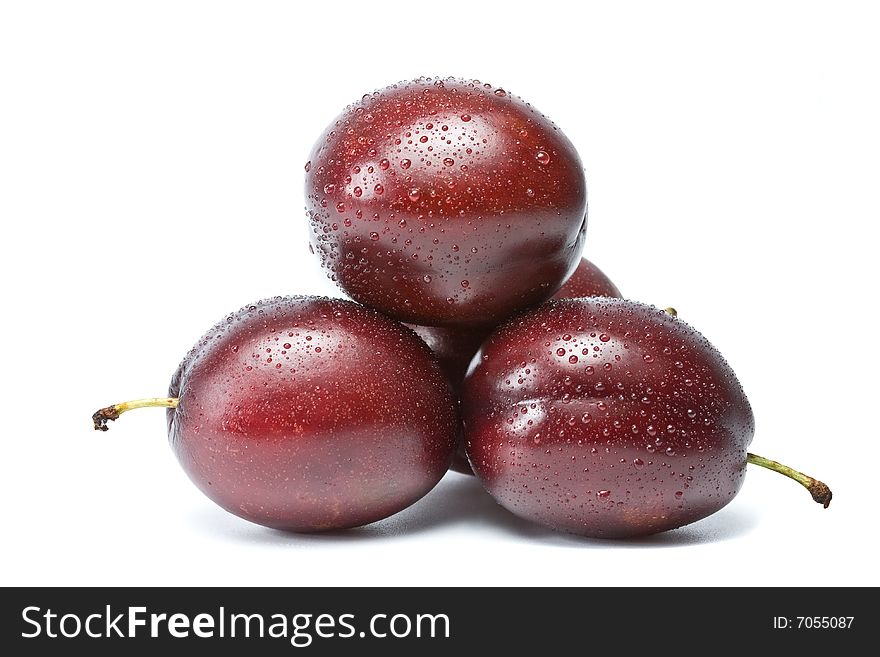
[{"xmin": 1, "ymin": 587, "xmax": 870, "ymax": 653}]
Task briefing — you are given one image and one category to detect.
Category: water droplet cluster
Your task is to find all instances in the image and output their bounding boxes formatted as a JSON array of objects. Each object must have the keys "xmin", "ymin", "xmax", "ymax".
[{"xmin": 408, "ymin": 257, "xmax": 624, "ymax": 473}]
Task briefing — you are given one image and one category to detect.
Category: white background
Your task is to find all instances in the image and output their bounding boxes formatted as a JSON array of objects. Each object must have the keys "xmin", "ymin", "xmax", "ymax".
[{"xmin": 1, "ymin": 0, "xmax": 877, "ymax": 587}]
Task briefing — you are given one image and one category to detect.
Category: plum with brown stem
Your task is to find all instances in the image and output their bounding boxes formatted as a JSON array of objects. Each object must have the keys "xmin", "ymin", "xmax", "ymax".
[{"xmin": 93, "ymin": 296, "xmax": 457, "ymax": 531}]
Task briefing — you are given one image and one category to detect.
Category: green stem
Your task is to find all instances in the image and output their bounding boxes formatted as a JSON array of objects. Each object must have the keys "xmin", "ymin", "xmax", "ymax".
[
  {"xmin": 747, "ymin": 452, "xmax": 832, "ymax": 508},
  {"xmin": 92, "ymin": 397, "xmax": 179, "ymax": 431}
]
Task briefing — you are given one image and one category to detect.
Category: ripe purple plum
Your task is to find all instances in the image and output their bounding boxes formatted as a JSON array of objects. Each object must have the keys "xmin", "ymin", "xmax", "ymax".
[
  {"xmin": 461, "ymin": 297, "xmax": 831, "ymax": 538},
  {"xmin": 305, "ymin": 77, "xmax": 587, "ymax": 328},
  {"xmin": 94, "ymin": 296, "xmax": 457, "ymax": 531}
]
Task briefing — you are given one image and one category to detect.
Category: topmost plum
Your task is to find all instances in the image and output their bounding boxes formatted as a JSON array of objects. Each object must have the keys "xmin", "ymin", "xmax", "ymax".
[{"xmin": 304, "ymin": 77, "xmax": 587, "ymax": 328}]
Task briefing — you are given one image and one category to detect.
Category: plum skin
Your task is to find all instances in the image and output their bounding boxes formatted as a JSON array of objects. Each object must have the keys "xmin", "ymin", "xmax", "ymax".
[
  {"xmin": 461, "ymin": 298, "xmax": 755, "ymax": 538},
  {"xmin": 305, "ymin": 76, "xmax": 587, "ymax": 328},
  {"xmin": 410, "ymin": 257, "xmax": 622, "ymax": 474},
  {"xmin": 167, "ymin": 296, "xmax": 457, "ymax": 531}
]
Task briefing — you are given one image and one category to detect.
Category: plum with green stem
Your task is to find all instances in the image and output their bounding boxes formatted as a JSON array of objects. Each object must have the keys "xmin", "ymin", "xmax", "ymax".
[{"xmin": 461, "ymin": 297, "xmax": 831, "ymax": 538}]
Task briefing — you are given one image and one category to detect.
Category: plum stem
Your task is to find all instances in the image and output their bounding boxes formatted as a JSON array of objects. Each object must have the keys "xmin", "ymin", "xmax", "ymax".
[
  {"xmin": 747, "ymin": 452, "xmax": 832, "ymax": 508},
  {"xmin": 92, "ymin": 397, "xmax": 179, "ymax": 431},
  {"xmin": 663, "ymin": 307, "xmax": 678, "ymax": 316}
]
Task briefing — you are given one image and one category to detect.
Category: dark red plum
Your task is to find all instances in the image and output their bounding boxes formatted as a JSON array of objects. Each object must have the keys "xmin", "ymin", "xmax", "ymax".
[
  {"xmin": 461, "ymin": 297, "xmax": 830, "ymax": 538},
  {"xmin": 94, "ymin": 296, "xmax": 457, "ymax": 531},
  {"xmin": 305, "ymin": 77, "xmax": 587, "ymax": 328}
]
